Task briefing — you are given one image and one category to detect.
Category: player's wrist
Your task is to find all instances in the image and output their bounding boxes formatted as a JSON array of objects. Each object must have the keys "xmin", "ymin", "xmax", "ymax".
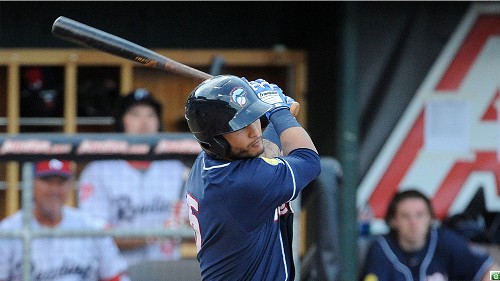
[{"xmin": 269, "ymin": 109, "xmax": 300, "ymax": 136}]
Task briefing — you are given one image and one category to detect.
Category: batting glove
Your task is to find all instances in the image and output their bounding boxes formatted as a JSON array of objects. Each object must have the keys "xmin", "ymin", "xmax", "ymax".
[
  {"xmin": 241, "ymin": 77, "xmax": 289, "ymax": 119},
  {"xmin": 285, "ymin": 96, "xmax": 296, "ymax": 107}
]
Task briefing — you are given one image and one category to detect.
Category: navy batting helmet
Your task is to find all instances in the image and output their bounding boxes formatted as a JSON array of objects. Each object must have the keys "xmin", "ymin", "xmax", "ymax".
[
  {"xmin": 115, "ymin": 88, "xmax": 163, "ymax": 132},
  {"xmin": 185, "ymin": 75, "xmax": 272, "ymax": 159}
]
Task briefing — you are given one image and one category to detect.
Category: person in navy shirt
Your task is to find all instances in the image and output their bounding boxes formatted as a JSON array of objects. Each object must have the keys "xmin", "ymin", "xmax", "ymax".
[
  {"xmin": 184, "ymin": 75, "xmax": 321, "ymax": 281},
  {"xmin": 360, "ymin": 189, "xmax": 500, "ymax": 281}
]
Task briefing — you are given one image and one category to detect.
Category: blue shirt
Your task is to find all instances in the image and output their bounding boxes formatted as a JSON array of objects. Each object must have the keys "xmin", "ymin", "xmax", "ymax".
[
  {"xmin": 361, "ymin": 226, "xmax": 494, "ymax": 281},
  {"xmin": 186, "ymin": 148, "xmax": 320, "ymax": 281}
]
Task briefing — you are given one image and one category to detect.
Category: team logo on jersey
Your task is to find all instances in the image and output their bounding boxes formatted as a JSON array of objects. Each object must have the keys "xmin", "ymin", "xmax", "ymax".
[
  {"xmin": 363, "ymin": 273, "xmax": 378, "ymax": 281},
  {"xmin": 261, "ymin": 156, "xmax": 283, "ymax": 166},
  {"xmin": 230, "ymin": 87, "xmax": 248, "ymax": 107},
  {"xmin": 31, "ymin": 260, "xmax": 92, "ymax": 281},
  {"xmin": 79, "ymin": 184, "xmax": 94, "ymax": 202},
  {"xmin": 113, "ymin": 196, "xmax": 170, "ymax": 222}
]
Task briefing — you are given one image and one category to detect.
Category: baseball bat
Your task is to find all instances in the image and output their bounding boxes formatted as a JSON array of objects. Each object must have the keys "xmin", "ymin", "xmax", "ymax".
[
  {"xmin": 51, "ymin": 16, "xmax": 299, "ymax": 116},
  {"xmin": 52, "ymin": 16, "xmax": 211, "ymax": 81}
]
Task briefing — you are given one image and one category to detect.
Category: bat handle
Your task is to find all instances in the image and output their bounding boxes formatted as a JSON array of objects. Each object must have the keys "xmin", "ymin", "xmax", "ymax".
[{"xmin": 290, "ymin": 102, "xmax": 300, "ymax": 117}]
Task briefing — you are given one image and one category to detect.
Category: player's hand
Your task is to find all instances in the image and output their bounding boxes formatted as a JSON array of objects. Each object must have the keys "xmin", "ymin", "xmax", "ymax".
[{"xmin": 241, "ymin": 77, "xmax": 289, "ymax": 118}]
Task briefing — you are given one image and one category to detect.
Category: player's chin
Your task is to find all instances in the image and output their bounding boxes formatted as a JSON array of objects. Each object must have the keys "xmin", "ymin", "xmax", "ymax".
[
  {"xmin": 249, "ymin": 142, "xmax": 264, "ymax": 156},
  {"xmin": 240, "ymin": 147, "xmax": 264, "ymax": 159},
  {"xmin": 252, "ymin": 146, "xmax": 265, "ymax": 157}
]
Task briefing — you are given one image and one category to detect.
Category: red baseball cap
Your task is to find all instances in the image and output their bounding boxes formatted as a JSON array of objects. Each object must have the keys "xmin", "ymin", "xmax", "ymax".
[{"xmin": 35, "ymin": 159, "xmax": 72, "ymax": 179}]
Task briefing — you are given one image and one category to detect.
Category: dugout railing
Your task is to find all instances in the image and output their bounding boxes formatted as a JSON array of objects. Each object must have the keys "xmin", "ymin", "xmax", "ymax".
[{"xmin": 0, "ymin": 133, "xmax": 342, "ymax": 281}]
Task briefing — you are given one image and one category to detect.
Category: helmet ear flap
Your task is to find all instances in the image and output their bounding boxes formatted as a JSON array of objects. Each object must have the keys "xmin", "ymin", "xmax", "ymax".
[
  {"xmin": 214, "ymin": 136, "xmax": 230, "ymax": 159},
  {"xmin": 200, "ymin": 142, "xmax": 211, "ymax": 150},
  {"xmin": 199, "ymin": 136, "xmax": 230, "ymax": 160}
]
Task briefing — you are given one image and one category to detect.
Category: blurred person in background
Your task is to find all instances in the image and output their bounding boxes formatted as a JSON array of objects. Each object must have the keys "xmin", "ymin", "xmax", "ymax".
[
  {"xmin": 360, "ymin": 188, "xmax": 500, "ymax": 281},
  {"xmin": 78, "ymin": 88, "xmax": 190, "ymax": 266},
  {"xmin": 0, "ymin": 159, "xmax": 129, "ymax": 281}
]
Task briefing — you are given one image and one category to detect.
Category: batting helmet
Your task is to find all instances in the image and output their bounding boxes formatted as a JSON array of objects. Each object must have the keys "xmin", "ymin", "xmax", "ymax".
[
  {"xmin": 185, "ymin": 75, "xmax": 272, "ymax": 159},
  {"xmin": 115, "ymin": 88, "xmax": 163, "ymax": 132}
]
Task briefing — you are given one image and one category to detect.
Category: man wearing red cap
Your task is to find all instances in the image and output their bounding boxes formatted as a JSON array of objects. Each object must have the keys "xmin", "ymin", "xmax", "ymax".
[{"xmin": 0, "ymin": 159, "xmax": 130, "ymax": 281}]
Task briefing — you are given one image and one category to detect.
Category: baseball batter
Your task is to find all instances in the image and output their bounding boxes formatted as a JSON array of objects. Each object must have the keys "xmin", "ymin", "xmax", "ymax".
[
  {"xmin": 78, "ymin": 89, "xmax": 189, "ymax": 266},
  {"xmin": 184, "ymin": 75, "xmax": 321, "ymax": 280},
  {"xmin": 0, "ymin": 159, "xmax": 129, "ymax": 281}
]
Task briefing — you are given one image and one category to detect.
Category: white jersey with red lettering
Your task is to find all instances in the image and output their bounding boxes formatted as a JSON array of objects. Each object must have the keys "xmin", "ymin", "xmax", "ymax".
[
  {"xmin": 0, "ymin": 206, "xmax": 129, "ymax": 281},
  {"xmin": 78, "ymin": 159, "xmax": 188, "ymax": 266}
]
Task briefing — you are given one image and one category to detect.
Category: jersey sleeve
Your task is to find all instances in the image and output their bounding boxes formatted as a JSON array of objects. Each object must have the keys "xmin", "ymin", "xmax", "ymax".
[
  {"xmin": 220, "ymin": 148, "xmax": 320, "ymax": 231},
  {"xmin": 78, "ymin": 161, "xmax": 112, "ymax": 224},
  {"xmin": 280, "ymin": 148, "xmax": 321, "ymax": 198}
]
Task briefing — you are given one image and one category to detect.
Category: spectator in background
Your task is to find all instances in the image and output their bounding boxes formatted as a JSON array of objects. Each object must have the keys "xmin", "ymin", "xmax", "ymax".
[
  {"xmin": 360, "ymin": 188, "xmax": 500, "ymax": 281},
  {"xmin": 0, "ymin": 159, "xmax": 129, "ymax": 281},
  {"xmin": 78, "ymin": 88, "xmax": 190, "ymax": 267}
]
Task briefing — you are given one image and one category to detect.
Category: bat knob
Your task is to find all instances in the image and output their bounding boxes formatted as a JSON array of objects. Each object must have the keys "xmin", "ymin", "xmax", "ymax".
[{"xmin": 290, "ymin": 102, "xmax": 300, "ymax": 117}]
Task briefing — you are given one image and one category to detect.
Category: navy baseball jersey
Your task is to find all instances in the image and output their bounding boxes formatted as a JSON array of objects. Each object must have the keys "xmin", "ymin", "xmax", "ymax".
[
  {"xmin": 186, "ymin": 148, "xmax": 320, "ymax": 281},
  {"xmin": 361, "ymin": 226, "xmax": 494, "ymax": 281}
]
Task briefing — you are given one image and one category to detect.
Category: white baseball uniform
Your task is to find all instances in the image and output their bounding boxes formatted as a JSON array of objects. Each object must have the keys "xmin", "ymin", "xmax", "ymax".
[
  {"xmin": 0, "ymin": 206, "xmax": 129, "ymax": 281},
  {"xmin": 77, "ymin": 160, "xmax": 188, "ymax": 266}
]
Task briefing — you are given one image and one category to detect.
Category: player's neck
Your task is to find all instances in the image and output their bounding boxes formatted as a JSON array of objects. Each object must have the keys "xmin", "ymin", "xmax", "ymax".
[
  {"xmin": 34, "ymin": 209, "xmax": 62, "ymax": 227},
  {"xmin": 398, "ymin": 237, "xmax": 426, "ymax": 252}
]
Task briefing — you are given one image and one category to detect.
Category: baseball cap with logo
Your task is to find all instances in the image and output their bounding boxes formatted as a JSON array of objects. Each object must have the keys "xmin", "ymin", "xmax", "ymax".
[{"xmin": 35, "ymin": 159, "xmax": 72, "ymax": 179}]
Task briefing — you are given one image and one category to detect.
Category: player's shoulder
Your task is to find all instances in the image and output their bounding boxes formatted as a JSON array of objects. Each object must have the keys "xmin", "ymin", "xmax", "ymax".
[
  {"xmin": 436, "ymin": 225, "xmax": 467, "ymax": 242},
  {"xmin": 258, "ymin": 156, "xmax": 285, "ymax": 166},
  {"xmin": 0, "ymin": 211, "xmax": 23, "ymax": 229},
  {"xmin": 201, "ymin": 153, "xmax": 231, "ymax": 170},
  {"xmin": 368, "ymin": 233, "xmax": 400, "ymax": 258},
  {"xmin": 201, "ymin": 153, "xmax": 284, "ymax": 173},
  {"xmin": 435, "ymin": 224, "xmax": 480, "ymax": 252},
  {"xmin": 371, "ymin": 235, "xmax": 390, "ymax": 251}
]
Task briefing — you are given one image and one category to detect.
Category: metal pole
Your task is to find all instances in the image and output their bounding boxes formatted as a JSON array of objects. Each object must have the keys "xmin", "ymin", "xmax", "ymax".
[
  {"xmin": 21, "ymin": 162, "xmax": 34, "ymax": 281},
  {"xmin": 339, "ymin": 2, "xmax": 360, "ymax": 281}
]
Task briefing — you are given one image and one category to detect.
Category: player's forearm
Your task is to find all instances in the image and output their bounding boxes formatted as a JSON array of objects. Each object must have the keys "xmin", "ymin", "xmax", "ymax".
[
  {"xmin": 280, "ymin": 127, "xmax": 317, "ymax": 156},
  {"xmin": 269, "ymin": 109, "xmax": 318, "ymax": 156}
]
